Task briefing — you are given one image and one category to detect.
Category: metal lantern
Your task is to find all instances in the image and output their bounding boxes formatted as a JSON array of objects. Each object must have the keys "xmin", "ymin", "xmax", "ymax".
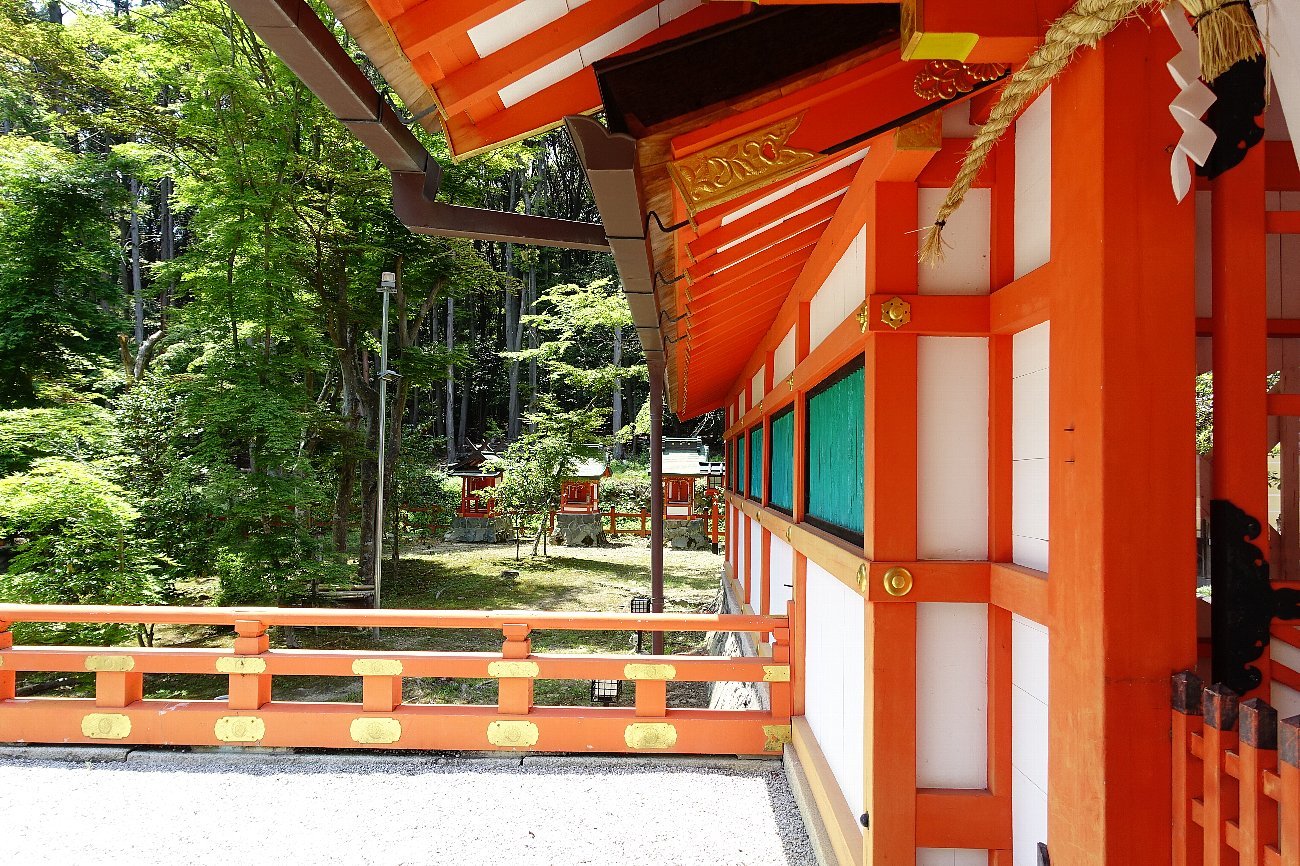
[
  {"xmin": 630, "ymin": 596, "xmax": 652, "ymax": 613},
  {"xmin": 590, "ymin": 679, "xmax": 621, "ymax": 704}
]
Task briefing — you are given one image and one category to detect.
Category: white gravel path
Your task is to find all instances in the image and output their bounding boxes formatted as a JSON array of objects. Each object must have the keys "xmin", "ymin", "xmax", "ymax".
[{"xmin": 0, "ymin": 751, "xmax": 815, "ymax": 866}]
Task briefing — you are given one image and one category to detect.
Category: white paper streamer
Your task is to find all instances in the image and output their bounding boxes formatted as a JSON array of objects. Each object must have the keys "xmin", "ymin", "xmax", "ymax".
[
  {"xmin": 1163, "ymin": 6, "xmax": 1218, "ymax": 202},
  {"xmin": 1254, "ymin": 0, "xmax": 1300, "ymax": 168}
]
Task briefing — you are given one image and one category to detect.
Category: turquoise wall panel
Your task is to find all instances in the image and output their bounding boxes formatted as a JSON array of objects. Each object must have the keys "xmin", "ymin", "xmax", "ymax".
[
  {"xmin": 769, "ymin": 410, "xmax": 794, "ymax": 512},
  {"xmin": 806, "ymin": 364, "xmax": 864, "ymax": 536}
]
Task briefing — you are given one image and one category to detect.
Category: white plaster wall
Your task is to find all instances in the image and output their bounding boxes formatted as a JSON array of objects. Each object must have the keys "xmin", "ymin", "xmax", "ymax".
[
  {"xmin": 773, "ymin": 326, "xmax": 796, "ymax": 385},
  {"xmin": 918, "ymin": 187, "xmax": 990, "ymax": 295},
  {"xmin": 809, "ymin": 227, "xmax": 866, "ymax": 351},
  {"xmin": 804, "ymin": 560, "xmax": 866, "ymax": 822},
  {"xmin": 1272, "ymin": 638, "xmax": 1300, "ymax": 717},
  {"xmin": 735, "ymin": 511, "xmax": 747, "ymax": 589},
  {"xmin": 749, "ymin": 518, "xmax": 763, "ymax": 612},
  {"xmin": 1013, "ymin": 323, "xmax": 1050, "ymax": 572},
  {"xmin": 1014, "ymin": 87, "xmax": 1052, "ymax": 280},
  {"xmin": 917, "ymin": 338, "xmax": 989, "ymax": 559},
  {"xmin": 768, "ymin": 535, "xmax": 794, "ymax": 617},
  {"xmin": 751, "ymin": 365, "xmax": 767, "ymax": 408},
  {"xmin": 1012, "ymin": 614, "xmax": 1050, "ymax": 866},
  {"xmin": 917, "ymin": 851, "xmax": 989, "ymax": 866},
  {"xmin": 941, "ymin": 101, "xmax": 978, "ymax": 139},
  {"xmin": 916, "ymin": 603, "xmax": 989, "ymax": 789}
]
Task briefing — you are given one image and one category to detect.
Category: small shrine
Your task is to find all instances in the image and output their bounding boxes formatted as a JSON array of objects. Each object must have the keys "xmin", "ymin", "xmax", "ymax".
[
  {"xmin": 660, "ymin": 438, "xmax": 724, "ymax": 550},
  {"xmin": 443, "ymin": 445, "xmax": 510, "ymax": 544},
  {"xmin": 553, "ymin": 452, "xmax": 611, "ymax": 546}
]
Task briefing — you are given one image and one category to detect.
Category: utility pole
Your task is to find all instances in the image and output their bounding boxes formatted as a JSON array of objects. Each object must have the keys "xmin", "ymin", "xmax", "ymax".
[
  {"xmin": 373, "ymin": 271, "xmax": 397, "ymax": 610},
  {"xmin": 649, "ymin": 362, "xmax": 665, "ymax": 654}
]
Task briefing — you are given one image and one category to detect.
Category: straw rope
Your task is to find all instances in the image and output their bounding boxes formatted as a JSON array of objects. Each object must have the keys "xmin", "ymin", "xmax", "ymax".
[{"xmin": 918, "ymin": 0, "xmax": 1262, "ymax": 265}]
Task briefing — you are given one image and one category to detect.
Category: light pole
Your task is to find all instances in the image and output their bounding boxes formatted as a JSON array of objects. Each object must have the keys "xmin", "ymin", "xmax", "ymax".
[{"xmin": 373, "ymin": 271, "xmax": 397, "ymax": 610}]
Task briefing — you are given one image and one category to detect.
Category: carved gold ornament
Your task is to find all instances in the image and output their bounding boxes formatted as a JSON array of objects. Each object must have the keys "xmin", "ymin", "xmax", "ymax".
[
  {"xmin": 881, "ymin": 297, "xmax": 912, "ymax": 330},
  {"xmin": 856, "ymin": 563, "xmax": 869, "ymax": 594},
  {"xmin": 856, "ymin": 302, "xmax": 872, "ymax": 333},
  {"xmin": 624, "ymin": 663, "xmax": 676, "ymax": 681},
  {"xmin": 488, "ymin": 661, "xmax": 539, "ymax": 679},
  {"xmin": 487, "ymin": 720, "xmax": 539, "ymax": 748},
  {"xmin": 216, "ymin": 657, "xmax": 266, "ymax": 675},
  {"xmin": 763, "ymin": 665, "xmax": 791, "ymax": 683},
  {"xmin": 353, "ymin": 659, "xmax": 403, "ymax": 677},
  {"xmin": 913, "ymin": 60, "xmax": 1009, "ymax": 101},
  {"xmin": 214, "ymin": 716, "xmax": 265, "ymax": 743},
  {"xmin": 350, "ymin": 717, "xmax": 402, "ymax": 745},
  {"xmin": 883, "ymin": 566, "xmax": 915, "ymax": 597},
  {"xmin": 668, "ymin": 115, "xmax": 821, "ymax": 214},
  {"xmin": 762, "ymin": 724, "xmax": 793, "ymax": 752},
  {"xmin": 85, "ymin": 655, "xmax": 134, "ymax": 672},
  {"xmin": 787, "ymin": 374, "xmax": 795, "ymax": 392},
  {"xmin": 82, "ymin": 713, "xmax": 131, "ymax": 740},
  {"xmin": 624, "ymin": 722, "xmax": 678, "ymax": 750}
]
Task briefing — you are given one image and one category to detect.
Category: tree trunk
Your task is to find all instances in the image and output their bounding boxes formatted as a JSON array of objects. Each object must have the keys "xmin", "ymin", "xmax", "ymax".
[
  {"xmin": 612, "ymin": 325, "xmax": 624, "ymax": 459},
  {"xmin": 445, "ymin": 296, "xmax": 455, "ymax": 463},
  {"xmin": 130, "ymin": 178, "xmax": 144, "ymax": 345}
]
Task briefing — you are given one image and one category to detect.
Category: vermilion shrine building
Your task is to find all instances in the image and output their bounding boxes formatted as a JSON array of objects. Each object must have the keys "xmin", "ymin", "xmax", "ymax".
[{"xmin": 6, "ymin": 2, "xmax": 1300, "ymax": 865}]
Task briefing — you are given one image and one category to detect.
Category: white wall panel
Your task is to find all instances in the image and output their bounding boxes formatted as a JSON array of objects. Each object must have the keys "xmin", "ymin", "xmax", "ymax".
[
  {"xmin": 805, "ymin": 561, "xmax": 866, "ymax": 821},
  {"xmin": 735, "ymin": 512, "xmax": 747, "ymax": 587},
  {"xmin": 751, "ymin": 366, "xmax": 766, "ymax": 407},
  {"xmin": 1014, "ymin": 87, "xmax": 1052, "ymax": 279},
  {"xmin": 809, "ymin": 227, "xmax": 866, "ymax": 351},
  {"xmin": 918, "ymin": 187, "xmax": 990, "ymax": 295},
  {"xmin": 1012, "ymin": 614, "xmax": 1049, "ymax": 866},
  {"xmin": 916, "ymin": 603, "xmax": 989, "ymax": 788},
  {"xmin": 918, "ymin": 338, "xmax": 989, "ymax": 559},
  {"xmin": 1013, "ymin": 323, "xmax": 1050, "ymax": 572},
  {"xmin": 918, "ymin": 850, "xmax": 989, "ymax": 866},
  {"xmin": 749, "ymin": 519, "xmax": 763, "ymax": 612},
  {"xmin": 773, "ymin": 327, "xmax": 796, "ymax": 385},
  {"xmin": 769, "ymin": 535, "xmax": 794, "ymax": 616}
]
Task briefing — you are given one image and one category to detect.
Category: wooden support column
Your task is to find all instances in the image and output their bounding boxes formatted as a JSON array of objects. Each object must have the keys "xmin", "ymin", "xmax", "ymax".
[
  {"xmin": 1237, "ymin": 698, "xmax": 1279, "ymax": 866},
  {"xmin": 1281, "ymin": 717, "xmax": 1300, "ymax": 866},
  {"xmin": 498, "ymin": 623, "xmax": 533, "ymax": 715},
  {"xmin": 650, "ymin": 361, "xmax": 665, "ymax": 655},
  {"xmin": 1047, "ymin": 18, "xmax": 1197, "ymax": 864},
  {"xmin": 0, "ymin": 622, "xmax": 12, "ymax": 701},
  {"xmin": 228, "ymin": 619, "xmax": 271, "ymax": 710}
]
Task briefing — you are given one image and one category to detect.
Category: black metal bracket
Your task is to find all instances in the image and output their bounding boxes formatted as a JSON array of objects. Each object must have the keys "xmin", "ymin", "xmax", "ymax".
[
  {"xmin": 1210, "ymin": 499, "xmax": 1300, "ymax": 693},
  {"xmin": 646, "ymin": 211, "xmax": 691, "ymax": 235}
]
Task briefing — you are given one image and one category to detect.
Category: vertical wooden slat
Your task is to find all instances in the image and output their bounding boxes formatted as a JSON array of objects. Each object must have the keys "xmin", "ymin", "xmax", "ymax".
[
  {"xmin": 791, "ymin": 562, "xmax": 807, "ymax": 717},
  {"xmin": 1280, "ymin": 716, "xmax": 1300, "ymax": 866},
  {"xmin": 1204, "ymin": 685, "xmax": 1242, "ymax": 866},
  {"xmin": 770, "ymin": 623, "xmax": 792, "ymax": 719},
  {"xmin": 228, "ymin": 619, "xmax": 271, "ymax": 710},
  {"xmin": 634, "ymin": 679, "xmax": 667, "ymax": 717},
  {"xmin": 497, "ymin": 623, "xmax": 533, "ymax": 715},
  {"xmin": 1239, "ymin": 697, "xmax": 1280, "ymax": 866},
  {"xmin": 1174, "ymin": 672, "xmax": 1206, "ymax": 866},
  {"xmin": 0, "ymin": 622, "xmax": 13, "ymax": 701}
]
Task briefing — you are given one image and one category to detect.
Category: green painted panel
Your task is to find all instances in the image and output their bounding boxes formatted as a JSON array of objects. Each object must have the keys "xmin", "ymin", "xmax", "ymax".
[
  {"xmin": 736, "ymin": 435, "xmax": 746, "ymax": 496},
  {"xmin": 769, "ymin": 410, "xmax": 794, "ymax": 512},
  {"xmin": 749, "ymin": 426, "xmax": 764, "ymax": 501},
  {"xmin": 806, "ymin": 363, "xmax": 864, "ymax": 536}
]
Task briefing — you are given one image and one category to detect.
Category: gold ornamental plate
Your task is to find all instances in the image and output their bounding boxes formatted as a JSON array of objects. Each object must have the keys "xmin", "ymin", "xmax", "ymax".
[
  {"xmin": 487, "ymin": 720, "xmax": 539, "ymax": 748},
  {"xmin": 349, "ymin": 717, "xmax": 402, "ymax": 745},
  {"xmin": 81, "ymin": 713, "xmax": 131, "ymax": 740},
  {"xmin": 624, "ymin": 723, "xmax": 678, "ymax": 750},
  {"xmin": 214, "ymin": 716, "xmax": 266, "ymax": 743}
]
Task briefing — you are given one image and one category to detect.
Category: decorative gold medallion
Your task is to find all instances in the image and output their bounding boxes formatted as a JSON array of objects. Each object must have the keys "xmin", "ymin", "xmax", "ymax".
[
  {"xmin": 352, "ymin": 659, "xmax": 403, "ymax": 677},
  {"xmin": 624, "ymin": 722, "xmax": 678, "ymax": 750},
  {"xmin": 856, "ymin": 302, "xmax": 872, "ymax": 334},
  {"xmin": 914, "ymin": 59, "xmax": 1009, "ymax": 101},
  {"xmin": 856, "ymin": 563, "xmax": 869, "ymax": 594},
  {"xmin": 487, "ymin": 720, "xmax": 539, "ymax": 748},
  {"xmin": 624, "ymin": 663, "xmax": 676, "ymax": 681},
  {"xmin": 214, "ymin": 716, "xmax": 266, "ymax": 743},
  {"xmin": 85, "ymin": 655, "xmax": 134, "ymax": 673},
  {"xmin": 763, "ymin": 665, "xmax": 791, "ymax": 683},
  {"xmin": 762, "ymin": 724, "xmax": 793, "ymax": 752},
  {"xmin": 883, "ymin": 566, "xmax": 915, "ymax": 597},
  {"xmin": 216, "ymin": 657, "xmax": 266, "ymax": 675},
  {"xmin": 81, "ymin": 713, "xmax": 131, "ymax": 740},
  {"xmin": 349, "ymin": 717, "xmax": 402, "ymax": 745},
  {"xmin": 880, "ymin": 297, "xmax": 912, "ymax": 330},
  {"xmin": 668, "ymin": 115, "xmax": 821, "ymax": 214},
  {"xmin": 487, "ymin": 661, "xmax": 539, "ymax": 679}
]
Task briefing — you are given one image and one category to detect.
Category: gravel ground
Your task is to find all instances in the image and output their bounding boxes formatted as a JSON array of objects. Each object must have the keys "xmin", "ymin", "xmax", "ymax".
[{"xmin": 0, "ymin": 751, "xmax": 815, "ymax": 866}]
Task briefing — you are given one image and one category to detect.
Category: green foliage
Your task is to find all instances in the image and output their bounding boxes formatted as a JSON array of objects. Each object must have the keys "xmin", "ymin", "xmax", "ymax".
[
  {"xmin": 0, "ymin": 458, "xmax": 162, "ymax": 644},
  {"xmin": 602, "ymin": 476, "xmax": 651, "ymax": 513},
  {"xmin": 0, "ymin": 405, "xmax": 118, "ymax": 475}
]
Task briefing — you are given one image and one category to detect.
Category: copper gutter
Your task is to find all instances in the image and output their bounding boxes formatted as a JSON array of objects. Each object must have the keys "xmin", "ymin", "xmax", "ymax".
[{"xmin": 225, "ymin": 0, "xmax": 607, "ymax": 251}]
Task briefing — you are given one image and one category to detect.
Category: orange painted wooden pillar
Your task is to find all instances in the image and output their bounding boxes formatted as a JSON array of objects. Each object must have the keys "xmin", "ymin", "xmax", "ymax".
[
  {"xmin": 1211, "ymin": 139, "xmax": 1270, "ymax": 695},
  {"xmin": 1281, "ymin": 716, "xmax": 1300, "ymax": 866},
  {"xmin": 862, "ymin": 175, "xmax": 921, "ymax": 863},
  {"xmin": 498, "ymin": 623, "xmax": 533, "ymax": 715},
  {"xmin": 1047, "ymin": 18, "xmax": 1197, "ymax": 864},
  {"xmin": 1237, "ymin": 698, "xmax": 1279, "ymax": 866},
  {"xmin": 1201, "ymin": 686, "xmax": 1240, "ymax": 866},
  {"xmin": 0, "ymin": 621, "xmax": 14, "ymax": 701},
  {"xmin": 228, "ymin": 618, "xmax": 271, "ymax": 710},
  {"xmin": 1172, "ymin": 672, "xmax": 1204, "ymax": 866}
]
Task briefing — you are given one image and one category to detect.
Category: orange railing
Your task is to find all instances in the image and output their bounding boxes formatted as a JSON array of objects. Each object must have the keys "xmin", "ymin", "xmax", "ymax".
[
  {"xmin": 0, "ymin": 604, "xmax": 791, "ymax": 754},
  {"xmin": 1172, "ymin": 671, "xmax": 1300, "ymax": 865}
]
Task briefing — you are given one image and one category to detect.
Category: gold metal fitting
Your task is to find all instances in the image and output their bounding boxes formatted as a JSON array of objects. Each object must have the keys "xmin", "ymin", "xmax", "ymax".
[
  {"xmin": 881, "ymin": 297, "xmax": 912, "ymax": 330},
  {"xmin": 883, "ymin": 566, "xmax": 914, "ymax": 597},
  {"xmin": 855, "ymin": 563, "xmax": 869, "ymax": 594},
  {"xmin": 487, "ymin": 720, "xmax": 539, "ymax": 748}
]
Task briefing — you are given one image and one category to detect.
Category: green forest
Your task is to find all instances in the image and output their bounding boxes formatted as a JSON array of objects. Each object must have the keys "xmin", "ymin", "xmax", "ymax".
[{"xmin": 0, "ymin": 0, "xmax": 719, "ymax": 622}]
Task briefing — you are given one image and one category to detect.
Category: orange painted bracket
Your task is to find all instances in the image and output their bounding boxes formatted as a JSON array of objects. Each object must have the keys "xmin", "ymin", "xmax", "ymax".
[
  {"xmin": 915, "ymin": 789, "xmax": 1011, "ymax": 850},
  {"xmin": 1269, "ymin": 394, "xmax": 1300, "ymax": 417},
  {"xmin": 862, "ymin": 293, "xmax": 990, "ymax": 336}
]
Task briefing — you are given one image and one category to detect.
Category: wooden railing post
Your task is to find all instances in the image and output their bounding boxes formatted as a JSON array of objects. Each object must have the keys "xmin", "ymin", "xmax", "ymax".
[
  {"xmin": 1281, "ymin": 716, "xmax": 1300, "ymax": 866},
  {"xmin": 359, "ymin": 659, "xmax": 403, "ymax": 713},
  {"xmin": 1173, "ymin": 672, "xmax": 1205, "ymax": 866},
  {"xmin": 1238, "ymin": 697, "xmax": 1280, "ymax": 866},
  {"xmin": 770, "ymin": 617, "xmax": 792, "ymax": 720},
  {"xmin": 498, "ymin": 624, "xmax": 533, "ymax": 715},
  {"xmin": 0, "ymin": 621, "xmax": 13, "ymax": 701},
  {"xmin": 1204, "ymin": 684, "xmax": 1241, "ymax": 866},
  {"xmin": 226, "ymin": 619, "xmax": 271, "ymax": 710},
  {"xmin": 633, "ymin": 663, "xmax": 668, "ymax": 718}
]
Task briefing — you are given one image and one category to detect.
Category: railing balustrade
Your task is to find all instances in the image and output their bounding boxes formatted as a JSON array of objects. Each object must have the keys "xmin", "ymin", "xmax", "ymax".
[{"xmin": 0, "ymin": 604, "xmax": 790, "ymax": 755}]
